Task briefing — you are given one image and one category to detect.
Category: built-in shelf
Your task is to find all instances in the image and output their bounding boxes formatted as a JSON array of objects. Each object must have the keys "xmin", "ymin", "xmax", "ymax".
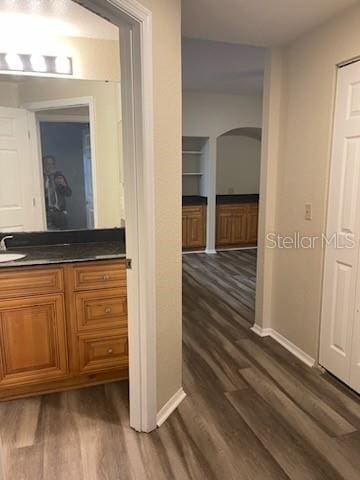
[
  {"xmin": 182, "ymin": 172, "xmax": 203, "ymax": 176},
  {"xmin": 182, "ymin": 151, "xmax": 202, "ymax": 155}
]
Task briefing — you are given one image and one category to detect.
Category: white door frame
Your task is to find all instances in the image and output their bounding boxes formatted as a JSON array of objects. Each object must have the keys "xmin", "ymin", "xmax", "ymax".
[
  {"xmin": 23, "ymin": 96, "xmax": 99, "ymax": 230},
  {"xmin": 73, "ymin": 0, "xmax": 157, "ymax": 432}
]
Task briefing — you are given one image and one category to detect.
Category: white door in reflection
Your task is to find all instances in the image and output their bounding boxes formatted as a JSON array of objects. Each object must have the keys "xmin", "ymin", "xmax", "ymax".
[{"xmin": 39, "ymin": 110, "xmax": 95, "ymax": 231}]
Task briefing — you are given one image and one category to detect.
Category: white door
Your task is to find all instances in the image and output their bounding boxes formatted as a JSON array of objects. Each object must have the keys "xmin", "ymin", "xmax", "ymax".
[
  {"xmin": 0, "ymin": 107, "xmax": 42, "ymax": 231},
  {"xmin": 320, "ymin": 62, "xmax": 360, "ymax": 393}
]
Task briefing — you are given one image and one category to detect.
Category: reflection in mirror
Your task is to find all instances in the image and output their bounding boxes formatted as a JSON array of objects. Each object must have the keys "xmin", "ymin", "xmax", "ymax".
[
  {"xmin": 0, "ymin": 75, "xmax": 123, "ymax": 232},
  {"xmin": 40, "ymin": 107, "xmax": 94, "ymax": 230}
]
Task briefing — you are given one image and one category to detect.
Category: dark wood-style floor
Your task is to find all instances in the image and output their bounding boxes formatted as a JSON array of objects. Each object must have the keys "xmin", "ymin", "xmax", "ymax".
[{"xmin": 1, "ymin": 250, "xmax": 360, "ymax": 479}]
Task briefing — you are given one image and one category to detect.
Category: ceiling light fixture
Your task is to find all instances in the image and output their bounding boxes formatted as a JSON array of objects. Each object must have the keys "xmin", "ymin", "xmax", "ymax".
[{"xmin": 0, "ymin": 53, "xmax": 73, "ymax": 76}]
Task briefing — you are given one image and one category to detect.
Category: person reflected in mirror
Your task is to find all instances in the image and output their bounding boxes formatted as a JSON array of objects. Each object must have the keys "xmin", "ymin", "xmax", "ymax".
[{"xmin": 43, "ymin": 155, "xmax": 72, "ymax": 230}]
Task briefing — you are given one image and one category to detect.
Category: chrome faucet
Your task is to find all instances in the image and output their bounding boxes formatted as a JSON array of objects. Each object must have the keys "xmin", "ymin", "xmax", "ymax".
[{"xmin": 0, "ymin": 236, "xmax": 13, "ymax": 252}]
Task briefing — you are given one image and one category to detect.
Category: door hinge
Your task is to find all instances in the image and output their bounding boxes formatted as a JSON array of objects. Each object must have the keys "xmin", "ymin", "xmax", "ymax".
[{"xmin": 126, "ymin": 258, "xmax": 132, "ymax": 270}]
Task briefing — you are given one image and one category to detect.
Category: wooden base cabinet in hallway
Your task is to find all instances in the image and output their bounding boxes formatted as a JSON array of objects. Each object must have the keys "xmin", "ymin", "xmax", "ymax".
[
  {"xmin": 182, "ymin": 205, "xmax": 206, "ymax": 250},
  {"xmin": 216, "ymin": 202, "xmax": 258, "ymax": 248},
  {"xmin": 0, "ymin": 260, "xmax": 128, "ymax": 400}
]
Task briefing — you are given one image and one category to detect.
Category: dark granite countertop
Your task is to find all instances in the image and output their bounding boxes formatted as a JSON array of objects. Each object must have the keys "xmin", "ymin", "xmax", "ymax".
[
  {"xmin": 0, "ymin": 241, "xmax": 126, "ymax": 268},
  {"xmin": 216, "ymin": 194, "xmax": 259, "ymax": 204},
  {"xmin": 182, "ymin": 196, "xmax": 208, "ymax": 206}
]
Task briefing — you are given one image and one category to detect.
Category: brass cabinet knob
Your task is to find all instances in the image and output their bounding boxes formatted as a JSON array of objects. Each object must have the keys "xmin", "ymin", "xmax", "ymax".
[
  {"xmin": 102, "ymin": 274, "xmax": 110, "ymax": 281},
  {"xmin": 105, "ymin": 307, "xmax": 112, "ymax": 314},
  {"xmin": 108, "ymin": 348, "xmax": 113, "ymax": 354}
]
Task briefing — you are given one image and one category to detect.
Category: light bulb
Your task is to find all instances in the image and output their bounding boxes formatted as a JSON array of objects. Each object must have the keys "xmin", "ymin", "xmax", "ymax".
[
  {"xmin": 30, "ymin": 54, "xmax": 46, "ymax": 72},
  {"xmin": 5, "ymin": 53, "xmax": 23, "ymax": 71},
  {"xmin": 55, "ymin": 56, "xmax": 71, "ymax": 74}
]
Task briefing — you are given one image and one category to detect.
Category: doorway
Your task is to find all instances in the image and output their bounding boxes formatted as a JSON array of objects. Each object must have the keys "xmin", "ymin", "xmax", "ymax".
[
  {"xmin": 38, "ymin": 110, "xmax": 94, "ymax": 230},
  {"xmin": 215, "ymin": 127, "xmax": 262, "ymax": 253},
  {"xmin": 0, "ymin": 0, "xmax": 158, "ymax": 435}
]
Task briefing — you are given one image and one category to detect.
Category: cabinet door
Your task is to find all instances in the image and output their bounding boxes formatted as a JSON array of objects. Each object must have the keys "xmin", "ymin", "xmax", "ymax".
[
  {"xmin": 247, "ymin": 204, "xmax": 259, "ymax": 244},
  {"xmin": 187, "ymin": 212, "xmax": 205, "ymax": 248},
  {"xmin": 0, "ymin": 295, "xmax": 68, "ymax": 387},
  {"xmin": 216, "ymin": 206, "xmax": 233, "ymax": 246},
  {"xmin": 183, "ymin": 206, "xmax": 205, "ymax": 249},
  {"xmin": 231, "ymin": 205, "xmax": 248, "ymax": 244}
]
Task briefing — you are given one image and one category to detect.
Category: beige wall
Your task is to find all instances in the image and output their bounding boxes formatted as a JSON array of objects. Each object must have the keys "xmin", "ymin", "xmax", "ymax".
[
  {"xmin": 18, "ymin": 78, "xmax": 124, "ymax": 228},
  {"xmin": 216, "ymin": 135, "xmax": 261, "ymax": 194},
  {"xmin": 139, "ymin": 0, "xmax": 182, "ymax": 410},
  {"xmin": 0, "ymin": 82, "xmax": 19, "ymax": 107},
  {"xmin": 183, "ymin": 92, "xmax": 263, "ymax": 137},
  {"xmin": 265, "ymin": 4, "xmax": 360, "ymax": 358}
]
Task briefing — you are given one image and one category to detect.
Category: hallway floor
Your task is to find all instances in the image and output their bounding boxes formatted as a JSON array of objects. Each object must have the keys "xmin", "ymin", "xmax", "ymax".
[{"xmin": 1, "ymin": 250, "xmax": 360, "ymax": 479}]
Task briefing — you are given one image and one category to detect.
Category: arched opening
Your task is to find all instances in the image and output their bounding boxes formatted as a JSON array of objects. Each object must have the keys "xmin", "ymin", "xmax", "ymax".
[{"xmin": 216, "ymin": 127, "xmax": 262, "ymax": 196}]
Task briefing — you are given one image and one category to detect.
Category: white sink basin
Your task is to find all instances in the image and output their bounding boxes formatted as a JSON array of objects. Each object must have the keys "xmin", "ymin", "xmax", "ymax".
[{"xmin": 0, "ymin": 253, "xmax": 26, "ymax": 263}]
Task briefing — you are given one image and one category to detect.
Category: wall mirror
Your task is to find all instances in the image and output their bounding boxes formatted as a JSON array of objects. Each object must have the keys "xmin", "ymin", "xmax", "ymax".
[{"xmin": 0, "ymin": 74, "xmax": 123, "ymax": 232}]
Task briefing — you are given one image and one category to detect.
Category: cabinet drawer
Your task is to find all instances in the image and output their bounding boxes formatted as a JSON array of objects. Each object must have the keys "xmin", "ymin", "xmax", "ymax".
[
  {"xmin": 0, "ymin": 267, "xmax": 63, "ymax": 299},
  {"xmin": 72, "ymin": 261, "xmax": 126, "ymax": 291},
  {"xmin": 75, "ymin": 288, "xmax": 127, "ymax": 332},
  {"xmin": 78, "ymin": 332, "xmax": 128, "ymax": 374}
]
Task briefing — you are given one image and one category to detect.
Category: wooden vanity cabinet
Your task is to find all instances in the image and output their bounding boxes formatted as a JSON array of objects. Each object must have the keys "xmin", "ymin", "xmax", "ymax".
[
  {"xmin": 66, "ymin": 261, "xmax": 128, "ymax": 377},
  {"xmin": 216, "ymin": 202, "xmax": 258, "ymax": 248},
  {"xmin": 0, "ymin": 259, "xmax": 128, "ymax": 400},
  {"xmin": 182, "ymin": 205, "xmax": 206, "ymax": 250}
]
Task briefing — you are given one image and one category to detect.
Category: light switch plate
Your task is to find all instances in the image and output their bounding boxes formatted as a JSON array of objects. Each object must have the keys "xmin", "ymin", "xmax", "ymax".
[{"xmin": 305, "ymin": 203, "xmax": 312, "ymax": 221}]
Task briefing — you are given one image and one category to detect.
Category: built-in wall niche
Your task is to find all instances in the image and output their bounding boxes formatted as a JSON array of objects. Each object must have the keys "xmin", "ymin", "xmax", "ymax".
[{"xmin": 182, "ymin": 136, "xmax": 209, "ymax": 196}]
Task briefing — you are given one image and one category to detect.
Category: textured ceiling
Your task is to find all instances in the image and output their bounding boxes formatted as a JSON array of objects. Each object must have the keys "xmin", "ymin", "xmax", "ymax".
[
  {"xmin": 182, "ymin": 38, "xmax": 265, "ymax": 95},
  {"xmin": 182, "ymin": 0, "xmax": 358, "ymax": 46}
]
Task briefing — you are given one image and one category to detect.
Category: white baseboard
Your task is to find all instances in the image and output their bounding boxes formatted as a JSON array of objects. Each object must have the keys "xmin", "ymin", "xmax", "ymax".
[
  {"xmin": 156, "ymin": 388, "xmax": 186, "ymax": 427},
  {"xmin": 251, "ymin": 324, "xmax": 272, "ymax": 337},
  {"xmin": 182, "ymin": 250, "xmax": 205, "ymax": 255},
  {"xmin": 251, "ymin": 324, "xmax": 315, "ymax": 368},
  {"xmin": 216, "ymin": 246, "xmax": 258, "ymax": 252},
  {"xmin": 205, "ymin": 248, "xmax": 217, "ymax": 255}
]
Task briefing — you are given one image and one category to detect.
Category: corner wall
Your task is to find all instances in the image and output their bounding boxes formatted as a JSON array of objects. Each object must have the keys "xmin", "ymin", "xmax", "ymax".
[
  {"xmin": 140, "ymin": 0, "xmax": 182, "ymax": 411},
  {"xmin": 262, "ymin": 3, "xmax": 360, "ymax": 359}
]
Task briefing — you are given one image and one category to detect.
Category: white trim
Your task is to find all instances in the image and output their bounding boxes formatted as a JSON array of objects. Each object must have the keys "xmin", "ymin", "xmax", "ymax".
[
  {"xmin": 156, "ymin": 388, "xmax": 186, "ymax": 427},
  {"xmin": 251, "ymin": 324, "xmax": 272, "ymax": 337},
  {"xmin": 23, "ymin": 96, "xmax": 93, "ymax": 112},
  {"xmin": 76, "ymin": 0, "xmax": 157, "ymax": 433},
  {"xmin": 23, "ymin": 96, "xmax": 99, "ymax": 229},
  {"xmin": 216, "ymin": 246, "xmax": 258, "ymax": 252},
  {"xmin": 251, "ymin": 325, "xmax": 315, "ymax": 368},
  {"xmin": 37, "ymin": 114, "xmax": 90, "ymax": 123},
  {"xmin": 205, "ymin": 248, "xmax": 217, "ymax": 255},
  {"xmin": 26, "ymin": 111, "xmax": 47, "ymax": 230},
  {"xmin": 182, "ymin": 250, "xmax": 206, "ymax": 255}
]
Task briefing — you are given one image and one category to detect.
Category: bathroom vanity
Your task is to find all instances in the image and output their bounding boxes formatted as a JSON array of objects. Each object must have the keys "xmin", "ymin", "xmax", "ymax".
[{"xmin": 0, "ymin": 230, "xmax": 128, "ymax": 400}]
